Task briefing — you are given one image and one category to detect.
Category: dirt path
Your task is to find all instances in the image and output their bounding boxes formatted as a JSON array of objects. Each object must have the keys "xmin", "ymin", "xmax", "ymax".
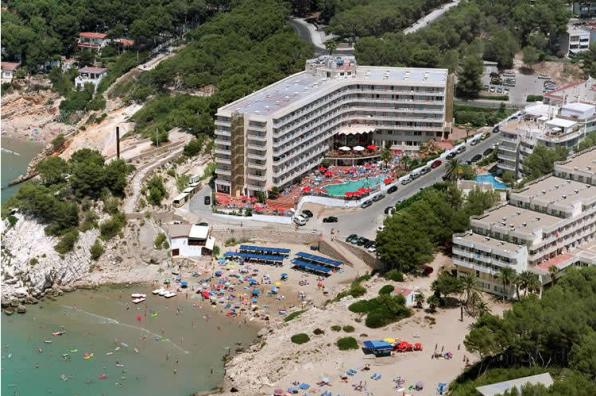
[{"xmin": 123, "ymin": 140, "xmax": 187, "ymax": 213}]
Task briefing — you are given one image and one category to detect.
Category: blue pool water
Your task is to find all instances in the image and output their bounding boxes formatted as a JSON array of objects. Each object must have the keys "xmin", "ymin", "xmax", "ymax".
[
  {"xmin": 475, "ymin": 174, "xmax": 508, "ymax": 189},
  {"xmin": 324, "ymin": 176, "xmax": 383, "ymax": 196}
]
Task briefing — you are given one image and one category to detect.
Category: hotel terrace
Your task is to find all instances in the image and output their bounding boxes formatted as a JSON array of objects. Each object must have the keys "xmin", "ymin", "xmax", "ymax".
[
  {"xmin": 453, "ymin": 148, "xmax": 596, "ymax": 297},
  {"xmin": 497, "ymin": 101, "xmax": 596, "ymax": 178},
  {"xmin": 213, "ymin": 55, "xmax": 453, "ymax": 197}
]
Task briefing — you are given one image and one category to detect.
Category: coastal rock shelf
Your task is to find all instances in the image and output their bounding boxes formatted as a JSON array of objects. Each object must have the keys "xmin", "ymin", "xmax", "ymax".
[{"xmin": 1, "ymin": 214, "xmax": 98, "ymax": 306}]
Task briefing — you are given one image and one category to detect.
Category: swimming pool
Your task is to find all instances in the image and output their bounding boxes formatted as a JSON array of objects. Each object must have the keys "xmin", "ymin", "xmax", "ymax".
[
  {"xmin": 475, "ymin": 174, "xmax": 508, "ymax": 189},
  {"xmin": 324, "ymin": 176, "xmax": 383, "ymax": 197}
]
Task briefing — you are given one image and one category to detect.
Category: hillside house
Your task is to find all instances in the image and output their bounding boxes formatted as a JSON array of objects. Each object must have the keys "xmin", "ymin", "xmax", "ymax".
[
  {"xmin": 78, "ymin": 32, "xmax": 109, "ymax": 50},
  {"xmin": 1, "ymin": 62, "xmax": 20, "ymax": 83},
  {"xmin": 165, "ymin": 223, "xmax": 215, "ymax": 258},
  {"xmin": 75, "ymin": 66, "xmax": 108, "ymax": 90}
]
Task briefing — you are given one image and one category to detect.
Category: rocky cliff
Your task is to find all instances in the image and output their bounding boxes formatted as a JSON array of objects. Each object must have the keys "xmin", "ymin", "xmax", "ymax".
[{"xmin": 1, "ymin": 214, "xmax": 98, "ymax": 306}]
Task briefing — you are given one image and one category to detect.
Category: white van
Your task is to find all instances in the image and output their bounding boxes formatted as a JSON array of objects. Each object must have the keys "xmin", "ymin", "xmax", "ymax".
[
  {"xmin": 293, "ymin": 215, "xmax": 307, "ymax": 226},
  {"xmin": 399, "ymin": 175, "xmax": 412, "ymax": 185}
]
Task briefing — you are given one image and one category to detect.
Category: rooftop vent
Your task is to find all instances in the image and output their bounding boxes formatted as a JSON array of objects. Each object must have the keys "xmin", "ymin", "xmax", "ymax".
[
  {"xmin": 522, "ymin": 222, "xmax": 527, "ymax": 227},
  {"xmin": 485, "ymin": 237, "xmax": 490, "ymax": 241},
  {"xmin": 562, "ymin": 195, "xmax": 567, "ymax": 199},
  {"xmin": 536, "ymin": 217, "xmax": 541, "ymax": 221},
  {"xmin": 575, "ymin": 189, "xmax": 579, "ymax": 194}
]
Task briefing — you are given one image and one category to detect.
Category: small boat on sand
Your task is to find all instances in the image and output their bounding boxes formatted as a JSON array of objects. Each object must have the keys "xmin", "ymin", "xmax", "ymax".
[
  {"xmin": 52, "ymin": 331, "xmax": 65, "ymax": 336},
  {"xmin": 131, "ymin": 293, "xmax": 146, "ymax": 299},
  {"xmin": 164, "ymin": 291, "xmax": 177, "ymax": 298},
  {"xmin": 83, "ymin": 352, "xmax": 94, "ymax": 360},
  {"xmin": 132, "ymin": 297, "xmax": 146, "ymax": 304},
  {"xmin": 44, "ymin": 340, "xmax": 53, "ymax": 344},
  {"xmin": 158, "ymin": 290, "xmax": 168, "ymax": 296},
  {"xmin": 152, "ymin": 288, "xmax": 164, "ymax": 295}
]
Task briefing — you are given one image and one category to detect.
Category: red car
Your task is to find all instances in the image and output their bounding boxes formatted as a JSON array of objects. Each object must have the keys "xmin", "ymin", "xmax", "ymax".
[{"xmin": 431, "ymin": 159, "xmax": 442, "ymax": 169}]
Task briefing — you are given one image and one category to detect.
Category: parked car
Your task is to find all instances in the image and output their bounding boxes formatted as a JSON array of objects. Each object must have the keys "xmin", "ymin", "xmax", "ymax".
[
  {"xmin": 492, "ymin": 125, "xmax": 500, "ymax": 133},
  {"xmin": 431, "ymin": 159, "xmax": 442, "ymax": 169},
  {"xmin": 356, "ymin": 237, "xmax": 369, "ymax": 246},
  {"xmin": 387, "ymin": 185, "xmax": 398, "ymax": 194},
  {"xmin": 204, "ymin": 196, "xmax": 211, "ymax": 205},
  {"xmin": 456, "ymin": 145, "xmax": 466, "ymax": 154},
  {"xmin": 384, "ymin": 206, "xmax": 395, "ymax": 215},
  {"xmin": 372, "ymin": 193, "xmax": 385, "ymax": 202},
  {"xmin": 419, "ymin": 166, "xmax": 431, "ymax": 175},
  {"xmin": 293, "ymin": 215, "xmax": 307, "ymax": 226},
  {"xmin": 367, "ymin": 244, "xmax": 376, "ymax": 253},
  {"xmin": 470, "ymin": 154, "xmax": 482, "ymax": 163},
  {"xmin": 361, "ymin": 200, "xmax": 373, "ymax": 208},
  {"xmin": 346, "ymin": 234, "xmax": 358, "ymax": 243},
  {"xmin": 481, "ymin": 132, "xmax": 490, "ymax": 140},
  {"xmin": 197, "ymin": 222, "xmax": 208, "ymax": 227},
  {"xmin": 364, "ymin": 240, "xmax": 375, "ymax": 248},
  {"xmin": 323, "ymin": 216, "xmax": 338, "ymax": 223},
  {"xmin": 400, "ymin": 175, "xmax": 412, "ymax": 185},
  {"xmin": 483, "ymin": 148, "xmax": 494, "ymax": 156},
  {"xmin": 301, "ymin": 210, "xmax": 313, "ymax": 218}
]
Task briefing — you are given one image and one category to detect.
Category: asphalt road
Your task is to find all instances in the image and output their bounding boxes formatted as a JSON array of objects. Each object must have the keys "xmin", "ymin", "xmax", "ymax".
[{"xmin": 314, "ymin": 132, "xmax": 503, "ymax": 239}]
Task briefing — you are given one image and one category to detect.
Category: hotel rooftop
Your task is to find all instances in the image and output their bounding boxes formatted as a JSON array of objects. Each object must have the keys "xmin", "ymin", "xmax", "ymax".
[
  {"xmin": 219, "ymin": 55, "xmax": 448, "ymax": 117},
  {"xmin": 555, "ymin": 148, "xmax": 596, "ymax": 176},
  {"xmin": 510, "ymin": 176, "xmax": 595, "ymax": 216},
  {"xmin": 472, "ymin": 204, "xmax": 562, "ymax": 237},
  {"xmin": 454, "ymin": 231, "xmax": 526, "ymax": 255}
]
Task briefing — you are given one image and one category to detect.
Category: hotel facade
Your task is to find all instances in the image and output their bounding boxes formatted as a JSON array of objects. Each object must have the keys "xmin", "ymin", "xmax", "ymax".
[
  {"xmin": 453, "ymin": 148, "xmax": 596, "ymax": 297},
  {"xmin": 214, "ymin": 56, "xmax": 453, "ymax": 197}
]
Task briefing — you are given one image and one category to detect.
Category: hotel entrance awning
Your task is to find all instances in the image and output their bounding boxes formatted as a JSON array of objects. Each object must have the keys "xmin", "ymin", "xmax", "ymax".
[{"xmin": 337, "ymin": 124, "xmax": 376, "ymax": 135}]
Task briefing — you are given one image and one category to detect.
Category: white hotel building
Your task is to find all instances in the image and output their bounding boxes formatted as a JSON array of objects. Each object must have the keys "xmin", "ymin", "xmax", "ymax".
[
  {"xmin": 214, "ymin": 55, "xmax": 453, "ymax": 197},
  {"xmin": 453, "ymin": 148, "xmax": 596, "ymax": 297},
  {"xmin": 497, "ymin": 101, "xmax": 596, "ymax": 178}
]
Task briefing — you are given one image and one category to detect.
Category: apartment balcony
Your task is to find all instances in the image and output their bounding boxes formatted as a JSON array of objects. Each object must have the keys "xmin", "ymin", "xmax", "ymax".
[
  {"xmin": 247, "ymin": 161, "xmax": 267, "ymax": 170},
  {"xmin": 214, "ymin": 148, "xmax": 230, "ymax": 156},
  {"xmin": 216, "ymin": 168, "xmax": 232, "ymax": 176},
  {"xmin": 247, "ymin": 173, "xmax": 267, "ymax": 182},
  {"xmin": 215, "ymin": 156, "xmax": 231, "ymax": 165},
  {"xmin": 452, "ymin": 256, "xmax": 500, "ymax": 276},
  {"xmin": 247, "ymin": 152, "xmax": 266, "ymax": 160},
  {"xmin": 452, "ymin": 247, "xmax": 515, "ymax": 268}
]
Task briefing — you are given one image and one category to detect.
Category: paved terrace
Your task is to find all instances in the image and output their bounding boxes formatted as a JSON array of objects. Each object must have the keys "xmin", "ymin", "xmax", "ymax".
[{"xmin": 218, "ymin": 66, "xmax": 448, "ymax": 117}]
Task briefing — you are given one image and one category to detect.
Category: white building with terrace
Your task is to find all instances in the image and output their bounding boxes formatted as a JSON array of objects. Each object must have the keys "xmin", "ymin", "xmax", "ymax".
[
  {"xmin": 213, "ymin": 55, "xmax": 453, "ymax": 197},
  {"xmin": 453, "ymin": 149, "xmax": 596, "ymax": 297},
  {"xmin": 497, "ymin": 101, "xmax": 596, "ymax": 177}
]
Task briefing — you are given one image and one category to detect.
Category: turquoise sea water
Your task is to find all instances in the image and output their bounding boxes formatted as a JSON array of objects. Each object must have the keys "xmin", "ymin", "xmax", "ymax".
[
  {"xmin": 475, "ymin": 174, "xmax": 508, "ymax": 190},
  {"xmin": 1, "ymin": 285, "xmax": 259, "ymax": 396},
  {"xmin": 1, "ymin": 137, "xmax": 43, "ymax": 203},
  {"xmin": 324, "ymin": 176, "xmax": 383, "ymax": 197}
]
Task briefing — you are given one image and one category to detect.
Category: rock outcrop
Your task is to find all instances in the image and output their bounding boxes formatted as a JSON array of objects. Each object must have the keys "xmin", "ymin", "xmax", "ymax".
[{"xmin": 1, "ymin": 214, "xmax": 98, "ymax": 305}]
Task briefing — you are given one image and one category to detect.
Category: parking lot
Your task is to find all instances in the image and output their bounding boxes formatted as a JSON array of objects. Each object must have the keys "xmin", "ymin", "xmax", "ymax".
[{"xmin": 481, "ymin": 69, "xmax": 551, "ymax": 105}]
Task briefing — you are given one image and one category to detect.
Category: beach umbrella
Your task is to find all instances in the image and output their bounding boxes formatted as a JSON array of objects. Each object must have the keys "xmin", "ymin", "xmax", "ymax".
[
  {"xmin": 367, "ymin": 144, "xmax": 378, "ymax": 150},
  {"xmin": 302, "ymin": 186, "xmax": 311, "ymax": 193},
  {"xmin": 339, "ymin": 146, "xmax": 351, "ymax": 151},
  {"xmin": 384, "ymin": 177, "xmax": 393, "ymax": 184},
  {"xmin": 318, "ymin": 166, "xmax": 327, "ymax": 172},
  {"xmin": 299, "ymin": 383, "xmax": 310, "ymax": 390},
  {"xmin": 384, "ymin": 337, "xmax": 396, "ymax": 344},
  {"xmin": 353, "ymin": 146, "xmax": 365, "ymax": 151}
]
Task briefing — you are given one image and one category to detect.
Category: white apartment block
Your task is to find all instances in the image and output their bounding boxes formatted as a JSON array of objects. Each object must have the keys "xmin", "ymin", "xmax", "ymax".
[
  {"xmin": 564, "ymin": 23, "xmax": 593, "ymax": 57},
  {"xmin": 214, "ymin": 55, "xmax": 453, "ymax": 196},
  {"xmin": 453, "ymin": 148, "xmax": 596, "ymax": 297},
  {"xmin": 497, "ymin": 101, "xmax": 596, "ymax": 177}
]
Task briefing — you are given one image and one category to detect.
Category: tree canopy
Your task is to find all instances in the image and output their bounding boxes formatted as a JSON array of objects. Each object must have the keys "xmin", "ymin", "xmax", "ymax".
[
  {"xmin": 376, "ymin": 183, "xmax": 499, "ymax": 272},
  {"xmin": 452, "ymin": 267, "xmax": 596, "ymax": 396}
]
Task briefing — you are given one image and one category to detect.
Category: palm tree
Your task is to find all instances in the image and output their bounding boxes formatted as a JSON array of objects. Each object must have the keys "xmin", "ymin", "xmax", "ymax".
[
  {"xmin": 445, "ymin": 159, "xmax": 461, "ymax": 182},
  {"xmin": 498, "ymin": 267, "xmax": 515, "ymax": 300},
  {"xmin": 414, "ymin": 292, "xmax": 425, "ymax": 309},
  {"xmin": 548, "ymin": 265, "xmax": 560, "ymax": 286},
  {"xmin": 512, "ymin": 274, "xmax": 523, "ymax": 301},
  {"xmin": 518, "ymin": 271, "xmax": 541, "ymax": 297},
  {"xmin": 461, "ymin": 273, "xmax": 478, "ymax": 308}
]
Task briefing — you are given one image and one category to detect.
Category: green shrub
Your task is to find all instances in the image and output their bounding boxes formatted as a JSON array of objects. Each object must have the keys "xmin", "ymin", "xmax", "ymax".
[
  {"xmin": 350, "ymin": 284, "xmax": 367, "ymax": 298},
  {"xmin": 284, "ymin": 310, "xmax": 306, "ymax": 322},
  {"xmin": 526, "ymin": 95, "xmax": 544, "ymax": 102},
  {"xmin": 290, "ymin": 333, "xmax": 310, "ymax": 344},
  {"xmin": 336, "ymin": 337, "xmax": 358, "ymax": 350},
  {"xmin": 225, "ymin": 238, "xmax": 237, "ymax": 247},
  {"xmin": 146, "ymin": 175, "xmax": 167, "ymax": 206},
  {"xmin": 384, "ymin": 269, "xmax": 404, "ymax": 282},
  {"xmin": 313, "ymin": 328, "xmax": 325, "ymax": 335},
  {"xmin": 154, "ymin": 232, "xmax": 168, "ymax": 249},
  {"xmin": 342, "ymin": 325, "xmax": 355, "ymax": 333},
  {"xmin": 379, "ymin": 285, "xmax": 395, "ymax": 295},
  {"xmin": 30, "ymin": 258, "xmax": 39, "ymax": 266},
  {"xmin": 54, "ymin": 229, "xmax": 79, "ymax": 254},
  {"xmin": 7, "ymin": 215, "xmax": 18, "ymax": 227},
  {"xmin": 331, "ymin": 325, "xmax": 342, "ymax": 332},
  {"xmin": 90, "ymin": 239, "xmax": 105, "ymax": 260},
  {"xmin": 478, "ymin": 94, "xmax": 509, "ymax": 101},
  {"xmin": 349, "ymin": 300, "xmax": 375, "ymax": 313},
  {"xmin": 100, "ymin": 212, "xmax": 126, "ymax": 241}
]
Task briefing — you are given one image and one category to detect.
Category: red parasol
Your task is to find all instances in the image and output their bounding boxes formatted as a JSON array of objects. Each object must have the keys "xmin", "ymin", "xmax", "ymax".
[
  {"xmin": 318, "ymin": 166, "xmax": 327, "ymax": 172},
  {"xmin": 302, "ymin": 186, "xmax": 311, "ymax": 193},
  {"xmin": 384, "ymin": 177, "xmax": 393, "ymax": 184},
  {"xmin": 367, "ymin": 144, "xmax": 378, "ymax": 150},
  {"xmin": 324, "ymin": 171, "xmax": 334, "ymax": 177}
]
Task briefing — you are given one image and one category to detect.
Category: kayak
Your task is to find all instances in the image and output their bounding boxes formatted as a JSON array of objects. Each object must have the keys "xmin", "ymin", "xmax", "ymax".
[
  {"xmin": 131, "ymin": 293, "xmax": 146, "ymax": 298},
  {"xmin": 52, "ymin": 331, "xmax": 65, "ymax": 336},
  {"xmin": 132, "ymin": 297, "xmax": 146, "ymax": 304},
  {"xmin": 83, "ymin": 352, "xmax": 94, "ymax": 360}
]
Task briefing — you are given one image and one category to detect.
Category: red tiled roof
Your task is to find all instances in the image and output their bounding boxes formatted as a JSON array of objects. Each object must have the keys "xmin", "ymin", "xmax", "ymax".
[
  {"xmin": 1, "ymin": 62, "xmax": 20, "ymax": 71},
  {"xmin": 394, "ymin": 287, "xmax": 413, "ymax": 296},
  {"xmin": 79, "ymin": 66, "xmax": 108, "ymax": 74},
  {"xmin": 80, "ymin": 32, "xmax": 107, "ymax": 39}
]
